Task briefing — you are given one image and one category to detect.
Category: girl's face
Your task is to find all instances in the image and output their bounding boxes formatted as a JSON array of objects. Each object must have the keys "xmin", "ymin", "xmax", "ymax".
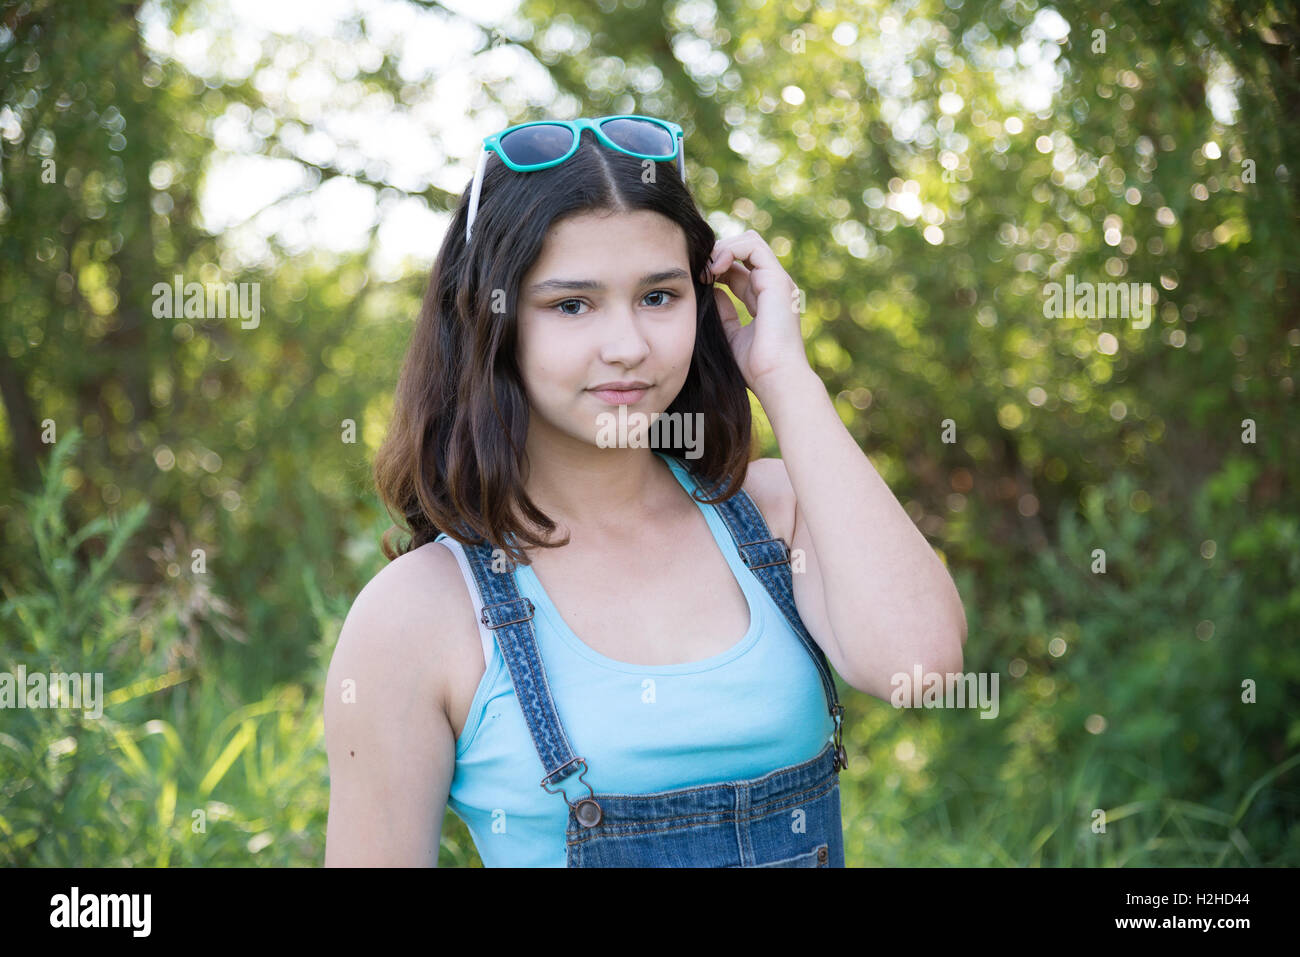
[{"xmin": 516, "ymin": 209, "xmax": 698, "ymax": 449}]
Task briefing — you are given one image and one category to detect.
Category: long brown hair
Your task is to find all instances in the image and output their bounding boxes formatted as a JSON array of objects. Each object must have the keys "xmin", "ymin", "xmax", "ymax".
[{"xmin": 373, "ymin": 129, "xmax": 755, "ymax": 565}]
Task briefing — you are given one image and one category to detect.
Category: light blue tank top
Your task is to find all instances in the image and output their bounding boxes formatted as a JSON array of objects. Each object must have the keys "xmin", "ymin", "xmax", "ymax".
[{"xmin": 436, "ymin": 451, "xmax": 835, "ymax": 868}]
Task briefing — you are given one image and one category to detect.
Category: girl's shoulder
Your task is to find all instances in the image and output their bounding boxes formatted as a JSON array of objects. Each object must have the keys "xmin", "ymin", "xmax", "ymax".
[
  {"xmin": 334, "ymin": 541, "xmax": 484, "ymax": 727},
  {"xmin": 738, "ymin": 457, "xmax": 796, "ymax": 544}
]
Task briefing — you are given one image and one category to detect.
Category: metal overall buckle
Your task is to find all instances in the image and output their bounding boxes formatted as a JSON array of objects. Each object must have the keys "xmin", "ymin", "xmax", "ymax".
[
  {"xmin": 481, "ymin": 597, "xmax": 533, "ymax": 628},
  {"xmin": 740, "ymin": 536, "xmax": 791, "ymax": 570},
  {"xmin": 541, "ymin": 756, "xmax": 603, "ymax": 827},
  {"xmin": 831, "ymin": 704, "xmax": 848, "ymax": 771}
]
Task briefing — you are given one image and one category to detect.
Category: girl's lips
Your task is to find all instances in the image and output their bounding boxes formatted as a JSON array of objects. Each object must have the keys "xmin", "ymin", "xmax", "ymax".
[{"xmin": 588, "ymin": 386, "xmax": 648, "ymax": 405}]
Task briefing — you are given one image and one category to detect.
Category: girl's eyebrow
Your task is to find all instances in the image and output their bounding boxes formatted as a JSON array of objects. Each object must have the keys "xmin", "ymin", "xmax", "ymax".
[{"xmin": 528, "ymin": 268, "xmax": 690, "ymax": 294}]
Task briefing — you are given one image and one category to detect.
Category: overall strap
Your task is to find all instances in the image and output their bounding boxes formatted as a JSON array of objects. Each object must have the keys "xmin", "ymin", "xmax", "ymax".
[
  {"xmin": 457, "ymin": 538, "xmax": 601, "ymax": 813},
  {"xmin": 685, "ymin": 460, "xmax": 848, "ymax": 772}
]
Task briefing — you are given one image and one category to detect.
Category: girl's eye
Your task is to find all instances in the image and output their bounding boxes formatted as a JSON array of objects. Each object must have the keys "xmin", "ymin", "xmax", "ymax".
[{"xmin": 553, "ymin": 290, "xmax": 678, "ymax": 316}]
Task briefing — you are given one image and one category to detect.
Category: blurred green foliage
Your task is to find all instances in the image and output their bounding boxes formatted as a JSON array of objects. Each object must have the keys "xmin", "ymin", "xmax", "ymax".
[
  {"xmin": 2, "ymin": 430, "xmax": 330, "ymax": 865},
  {"xmin": 1, "ymin": 0, "xmax": 1296, "ymax": 865}
]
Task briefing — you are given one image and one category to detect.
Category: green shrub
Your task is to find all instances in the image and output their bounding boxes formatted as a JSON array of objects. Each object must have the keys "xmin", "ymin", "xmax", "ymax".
[
  {"xmin": 0, "ymin": 430, "xmax": 331, "ymax": 866},
  {"xmin": 835, "ymin": 466, "xmax": 1299, "ymax": 866}
]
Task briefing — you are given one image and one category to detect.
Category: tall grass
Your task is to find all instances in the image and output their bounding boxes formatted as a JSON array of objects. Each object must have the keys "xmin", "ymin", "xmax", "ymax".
[{"xmin": 1, "ymin": 430, "xmax": 328, "ymax": 865}]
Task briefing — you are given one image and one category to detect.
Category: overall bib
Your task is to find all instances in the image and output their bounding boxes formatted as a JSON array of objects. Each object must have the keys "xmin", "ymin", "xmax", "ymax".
[{"xmin": 454, "ymin": 458, "xmax": 849, "ymax": 867}]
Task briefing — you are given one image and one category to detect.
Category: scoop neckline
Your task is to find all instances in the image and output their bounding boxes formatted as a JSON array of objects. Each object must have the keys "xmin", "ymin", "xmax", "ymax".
[{"xmin": 513, "ymin": 451, "xmax": 763, "ymax": 675}]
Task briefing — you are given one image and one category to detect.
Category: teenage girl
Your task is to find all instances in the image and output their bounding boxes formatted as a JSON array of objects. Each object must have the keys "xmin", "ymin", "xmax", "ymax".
[{"xmin": 323, "ymin": 115, "xmax": 967, "ymax": 867}]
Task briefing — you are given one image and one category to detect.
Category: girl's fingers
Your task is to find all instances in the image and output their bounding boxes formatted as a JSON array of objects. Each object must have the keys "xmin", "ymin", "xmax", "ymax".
[
  {"xmin": 710, "ymin": 230, "xmax": 794, "ymax": 319},
  {"xmin": 714, "ymin": 287, "xmax": 742, "ymax": 345},
  {"xmin": 712, "ymin": 230, "xmax": 784, "ymax": 277},
  {"xmin": 710, "ymin": 249, "xmax": 759, "ymax": 317}
]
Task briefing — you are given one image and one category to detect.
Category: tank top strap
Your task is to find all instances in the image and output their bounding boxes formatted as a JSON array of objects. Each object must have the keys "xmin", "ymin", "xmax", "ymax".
[
  {"xmin": 433, "ymin": 533, "xmax": 496, "ymax": 670},
  {"xmin": 453, "ymin": 534, "xmax": 600, "ymax": 804},
  {"xmin": 652, "ymin": 451, "xmax": 847, "ymax": 771}
]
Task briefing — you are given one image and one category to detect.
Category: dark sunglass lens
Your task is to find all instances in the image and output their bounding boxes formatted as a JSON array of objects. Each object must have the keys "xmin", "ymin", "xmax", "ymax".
[
  {"xmin": 600, "ymin": 118, "xmax": 674, "ymax": 157},
  {"xmin": 499, "ymin": 124, "xmax": 575, "ymax": 166}
]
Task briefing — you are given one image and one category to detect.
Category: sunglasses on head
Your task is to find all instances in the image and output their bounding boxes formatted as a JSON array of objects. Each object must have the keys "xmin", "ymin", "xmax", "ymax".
[{"xmin": 466, "ymin": 114, "xmax": 686, "ymax": 243}]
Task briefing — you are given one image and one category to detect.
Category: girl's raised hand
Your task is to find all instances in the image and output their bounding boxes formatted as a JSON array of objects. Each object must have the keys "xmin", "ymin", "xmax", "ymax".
[{"xmin": 703, "ymin": 229, "xmax": 811, "ymax": 396}]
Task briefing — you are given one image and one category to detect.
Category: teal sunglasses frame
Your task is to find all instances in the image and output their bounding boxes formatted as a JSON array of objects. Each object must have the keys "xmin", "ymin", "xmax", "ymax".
[{"xmin": 466, "ymin": 114, "xmax": 686, "ymax": 243}]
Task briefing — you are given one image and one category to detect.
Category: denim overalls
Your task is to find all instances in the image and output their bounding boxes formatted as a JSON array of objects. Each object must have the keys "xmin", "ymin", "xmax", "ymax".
[{"xmin": 454, "ymin": 457, "xmax": 849, "ymax": 867}]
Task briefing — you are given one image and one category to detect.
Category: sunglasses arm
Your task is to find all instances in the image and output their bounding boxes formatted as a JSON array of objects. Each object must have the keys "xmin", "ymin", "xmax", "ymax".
[
  {"xmin": 678, "ymin": 138, "xmax": 686, "ymax": 182},
  {"xmin": 466, "ymin": 147, "xmax": 489, "ymax": 244}
]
